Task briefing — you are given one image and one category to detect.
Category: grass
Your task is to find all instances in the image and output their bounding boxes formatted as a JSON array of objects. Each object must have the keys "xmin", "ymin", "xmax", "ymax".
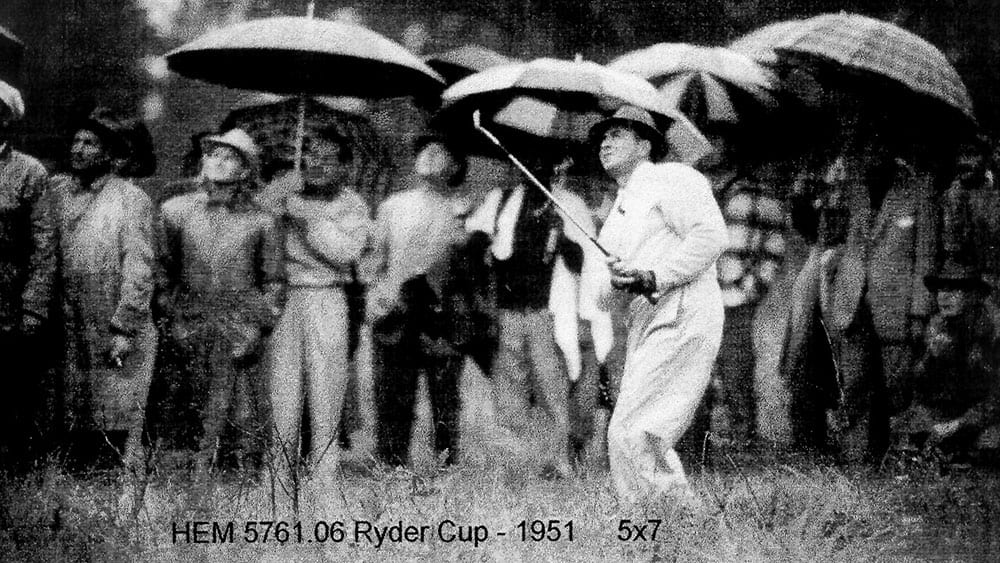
[
  {"xmin": 4, "ymin": 353, "xmax": 997, "ymax": 562},
  {"xmin": 3, "ymin": 449, "xmax": 998, "ymax": 562}
]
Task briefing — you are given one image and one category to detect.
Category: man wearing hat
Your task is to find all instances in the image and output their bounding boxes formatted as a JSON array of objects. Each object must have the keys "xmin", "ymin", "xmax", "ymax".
[
  {"xmin": 891, "ymin": 260, "xmax": 999, "ymax": 459},
  {"xmin": 0, "ymin": 79, "xmax": 57, "ymax": 473},
  {"xmin": 589, "ymin": 105, "xmax": 727, "ymax": 504},
  {"xmin": 50, "ymin": 107, "xmax": 157, "ymax": 475},
  {"xmin": 158, "ymin": 128, "xmax": 283, "ymax": 474}
]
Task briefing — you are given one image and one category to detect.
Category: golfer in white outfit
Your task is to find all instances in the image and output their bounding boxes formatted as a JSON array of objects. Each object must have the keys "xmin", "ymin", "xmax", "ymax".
[{"xmin": 591, "ymin": 106, "xmax": 727, "ymax": 504}]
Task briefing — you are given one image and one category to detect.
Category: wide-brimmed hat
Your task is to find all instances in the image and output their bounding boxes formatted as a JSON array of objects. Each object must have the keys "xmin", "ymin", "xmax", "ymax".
[
  {"xmin": 0, "ymin": 79, "xmax": 24, "ymax": 121},
  {"xmin": 74, "ymin": 107, "xmax": 130, "ymax": 158},
  {"xmin": 201, "ymin": 128, "xmax": 260, "ymax": 173},
  {"xmin": 588, "ymin": 105, "xmax": 667, "ymax": 161},
  {"xmin": 924, "ymin": 260, "xmax": 990, "ymax": 293}
]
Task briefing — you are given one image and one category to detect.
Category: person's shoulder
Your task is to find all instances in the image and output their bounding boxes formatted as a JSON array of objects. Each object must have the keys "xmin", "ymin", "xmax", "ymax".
[
  {"xmin": 161, "ymin": 191, "xmax": 205, "ymax": 215},
  {"xmin": 641, "ymin": 161, "xmax": 711, "ymax": 191},
  {"xmin": 110, "ymin": 175, "xmax": 153, "ymax": 205},
  {"xmin": 49, "ymin": 172, "xmax": 75, "ymax": 192},
  {"xmin": 343, "ymin": 187, "xmax": 372, "ymax": 211},
  {"xmin": 6, "ymin": 148, "xmax": 47, "ymax": 177}
]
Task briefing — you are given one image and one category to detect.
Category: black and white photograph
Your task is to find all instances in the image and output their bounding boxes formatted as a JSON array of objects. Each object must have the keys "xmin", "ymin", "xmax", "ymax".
[{"xmin": 0, "ymin": 1, "xmax": 998, "ymax": 561}]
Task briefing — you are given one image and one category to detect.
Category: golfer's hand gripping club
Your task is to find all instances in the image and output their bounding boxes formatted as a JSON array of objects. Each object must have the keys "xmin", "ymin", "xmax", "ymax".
[{"xmin": 472, "ymin": 110, "xmax": 658, "ymax": 304}]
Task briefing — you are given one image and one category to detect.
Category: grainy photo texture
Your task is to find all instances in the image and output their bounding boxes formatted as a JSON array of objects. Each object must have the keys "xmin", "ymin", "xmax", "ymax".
[{"xmin": 1, "ymin": 1, "xmax": 999, "ymax": 561}]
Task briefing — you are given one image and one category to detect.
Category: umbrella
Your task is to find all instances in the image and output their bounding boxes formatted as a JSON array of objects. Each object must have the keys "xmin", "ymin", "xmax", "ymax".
[
  {"xmin": 439, "ymin": 57, "xmax": 711, "ymax": 163},
  {"xmin": 728, "ymin": 19, "xmax": 807, "ymax": 64},
  {"xmin": 731, "ymin": 13, "xmax": 975, "ymax": 123},
  {"xmin": 166, "ymin": 5, "xmax": 444, "ymax": 173},
  {"xmin": 0, "ymin": 23, "xmax": 23, "ymax": 78},
  {"xmin": 424, "ymin": 44, "xmax": 519, "ymax": 85},
  {"xmin": 609, "ymin": 43, "xmax": 776, "ymax": 126},
  {"xmin": 165, "ymin": 17, "xmax": 444, "ymax": 99}
]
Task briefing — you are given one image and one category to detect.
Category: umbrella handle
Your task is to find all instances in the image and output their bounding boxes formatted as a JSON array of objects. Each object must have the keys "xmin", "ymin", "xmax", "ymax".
[{"xmin": 294, "ymin": 93, "xmax": 306, "ymax": 173}]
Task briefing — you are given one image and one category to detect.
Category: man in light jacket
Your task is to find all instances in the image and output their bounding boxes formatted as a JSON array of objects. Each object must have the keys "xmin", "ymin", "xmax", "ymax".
[{"xmin": 590, "ymin": 106, "xmax": 727, "ymax": 505}]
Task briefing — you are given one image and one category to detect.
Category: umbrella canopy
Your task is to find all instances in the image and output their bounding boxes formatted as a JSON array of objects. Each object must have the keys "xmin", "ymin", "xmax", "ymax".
[
  {"xmin": 728, "ymin": 19, "xmax": 807, "ymax": 64},
  {"xmin": 610, "ymin": 43, "xmax": 774, "ymax": 93},
  {"xmin": 424, "ymin": 44, "xmax": 518, "ymax": 85},
  {"xmin": 0, "ymin": 24, "xmax": 23, "ymax": 78},
  {"xmin": 166, "ymin": 17, "xmax": 444, "ymax": 98},
  {"xmin": 439, "ymin": 57, "xmax": 711, "ymax": 163},
  {"xmin": 731, "ymin": 13, "xmax": 975, "ymax": 122},
  {"xmin": 609, "ymin": 43, "xmax": 775, "ymax": 126}
]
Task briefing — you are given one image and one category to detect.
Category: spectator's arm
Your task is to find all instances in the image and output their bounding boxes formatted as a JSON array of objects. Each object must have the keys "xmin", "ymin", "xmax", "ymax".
[
  {"xmin": 111, "ymin": 186, "xmax": 155, "ymax": 337},
  {"xmin": 21, "ymin": 165, "xmax": 56, "ymax": 328}
]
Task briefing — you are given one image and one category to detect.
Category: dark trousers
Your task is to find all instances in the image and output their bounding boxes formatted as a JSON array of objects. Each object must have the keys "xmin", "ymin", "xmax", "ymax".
[
  {"xmin": 831, "ymin": 301, "xmax": 913, "ymax": 463},
  {"xmin": 372, "ymin": 323, "xmax": 463, "ymax": 467},
  {"xmin": 714, "ymin": 304, "xmax": 759, "ymax": 444},
  {"xmin": 0, "ymin": 330, "xmax": 54, "ymax": 473},
  {"xmin": 680, "ymin": 304, "xmax": 758, "ymax": 460}
]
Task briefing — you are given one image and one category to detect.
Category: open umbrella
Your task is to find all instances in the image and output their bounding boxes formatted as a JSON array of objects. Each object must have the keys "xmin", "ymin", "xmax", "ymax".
[
  {"xmin": 731, "ymin": 13, "xmax": 975, "ymax": 123},
  {"xmin": 728, "ymin": 19, "xmax": 807, "ymax": 64},
  {"xmin": 0, "ymin": 24, "xmax": 24, "ymax": 79},
  {"xmin": 165, "ymin": 17, "xmax": 443, "ymax": 98},
  {"xmin": 609, "ymin": 43, "xmax": 776, "ymax": 126},
  {"xmin": 424, "ymin": 44, "xmax": 518, "ymax": 85},
  {"xmin": 165, "ymin": 4, "xmax": 444, "ymax": 170},
  {"xmin": 439, "ymin": 57, "xmax": 711, "ymax": 163}
]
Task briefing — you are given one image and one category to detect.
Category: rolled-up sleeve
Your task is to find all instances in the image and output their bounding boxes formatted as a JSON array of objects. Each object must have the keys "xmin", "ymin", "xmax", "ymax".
[{"xmin": 650, "ymin": 166, "xmax": 728, "ymax": 292}]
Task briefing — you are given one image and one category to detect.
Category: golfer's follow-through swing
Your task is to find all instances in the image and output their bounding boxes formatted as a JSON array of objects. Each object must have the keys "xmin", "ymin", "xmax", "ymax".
[{"xmin": 471, "ymin": 109, "xmax": 660, "ymax": 303}]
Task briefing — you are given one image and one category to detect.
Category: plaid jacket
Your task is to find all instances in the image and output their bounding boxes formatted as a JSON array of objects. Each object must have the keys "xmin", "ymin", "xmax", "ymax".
[{"xmin": 712, "ymin": 174, "xmax": 787, "ymax": 308}]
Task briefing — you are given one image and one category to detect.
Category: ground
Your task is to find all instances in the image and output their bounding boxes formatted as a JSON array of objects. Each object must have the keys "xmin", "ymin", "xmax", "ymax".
[{"xmin": 2, "ymin": 357, "xmax": 998, "ymax": 562}]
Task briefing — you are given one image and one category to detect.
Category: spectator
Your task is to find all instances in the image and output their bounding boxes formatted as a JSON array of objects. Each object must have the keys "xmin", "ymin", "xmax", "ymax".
[
  {"xmin": 257, "ymin": 127, "xmax": 371, "ymax": 495},
  {"xmin": 159, "ymin": 128, "xmax": 282, "ymax": 475},
  {"xmin": 50, "ymin": 107, "xmax": 157, "ymax": 475},
  {"xmin": 364, "ymin": 136, "xmax": 476, "ymax": 467},
  {"xmin": 0, "ymin": 79, "xmax": 57, "ymax": 474},
  {"xmin": 892, "ymin": 260, "xmax": 999, "ymax": 460},
  {"xmin": 465, "ymin": 153, "xmax": 587, "ymax": 478}
]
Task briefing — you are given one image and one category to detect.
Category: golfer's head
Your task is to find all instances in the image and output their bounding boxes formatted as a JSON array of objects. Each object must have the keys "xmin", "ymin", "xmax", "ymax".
[
  {"xmin": 598, "ymin": 125, "xmax": 652, "ymax": 179},
  {"xmin": 591, "ymin": 106, "xmax": 664, "ymax": 180}
]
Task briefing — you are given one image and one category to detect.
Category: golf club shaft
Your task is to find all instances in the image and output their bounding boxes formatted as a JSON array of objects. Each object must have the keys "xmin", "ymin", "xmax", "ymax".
[
  {"xmin": 471, "ymin": 111, "xmax": 611, "ymax": 258},
  {"xmin": 472, "ymin": 111, "xmax": 659, "ymax": 304}
]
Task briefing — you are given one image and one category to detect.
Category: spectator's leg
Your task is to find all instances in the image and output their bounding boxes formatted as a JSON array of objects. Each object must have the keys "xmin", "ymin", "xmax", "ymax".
[
  {"xmin": 716, "ymin": 304, "xmax": 759, "ymax": 448},
  {"xmin": 527, "ymin": 311, "xmax": 571, "ymax": 475},
  {"xmin": 372, "ymin": 326, "xmax": 419, "ymax": 466},
  {"xmin": 425, "ymin": 352, "xmax": 464, "ymax": 466},
  {"xmin": 268, "ymin": 297, "xmax": 305, "ymax": 482}
]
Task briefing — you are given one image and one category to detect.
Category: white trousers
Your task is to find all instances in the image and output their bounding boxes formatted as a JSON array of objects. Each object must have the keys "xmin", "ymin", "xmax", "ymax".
[{"xmin": 608, "ymin": 288, "xmax": 723, "ymax": 504}]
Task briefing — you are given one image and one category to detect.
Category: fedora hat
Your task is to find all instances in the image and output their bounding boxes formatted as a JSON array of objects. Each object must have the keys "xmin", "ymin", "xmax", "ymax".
[
  {"xmin": 588, "ymin": 105, "xmax": 666, "ymax": 161},
  {"xmin": 201, "ymin": 128, "xmax": 260, "ymax": 174},
  {"xmin": 924, "ymin": 259, "xmax": 990, "ymax": 293},
  {"xmin": 0, "ymin": 79, "xmax": 24, "ymax": 121}
]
